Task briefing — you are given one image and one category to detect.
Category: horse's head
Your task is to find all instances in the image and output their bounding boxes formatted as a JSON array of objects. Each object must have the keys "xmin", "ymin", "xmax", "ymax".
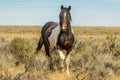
[{"xmin": 59, "ymin": 5, "xmax": 71, "ymax": 32}]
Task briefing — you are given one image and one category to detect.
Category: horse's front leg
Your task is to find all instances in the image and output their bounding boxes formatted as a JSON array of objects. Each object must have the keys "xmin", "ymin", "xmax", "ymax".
[
  {"xmin": 57, "ymin": 50, "xmax": 65, "ymax": 72},
  {"xmin": 65, "ymin": 51, "xmax": 70, "ymax": 75}
]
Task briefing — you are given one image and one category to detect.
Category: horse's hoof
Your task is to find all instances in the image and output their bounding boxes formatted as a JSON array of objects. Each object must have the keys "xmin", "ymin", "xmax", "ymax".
[
  {"xmin": 60, "ymin": 69, "xmax": 64, "ymax": 73},
  {"xmin": 66, "ymin": 70, "xmax": 70, "ymax": 75},
  {"xmin": 59, "ymin": 66, "xmax": 64, "ymax": 73}
]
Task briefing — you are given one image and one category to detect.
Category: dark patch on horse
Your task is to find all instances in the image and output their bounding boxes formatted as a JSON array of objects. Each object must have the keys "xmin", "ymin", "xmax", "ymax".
[{"xmin": 42, "ymin": 21, "xmax": 58, "ymax": 38}]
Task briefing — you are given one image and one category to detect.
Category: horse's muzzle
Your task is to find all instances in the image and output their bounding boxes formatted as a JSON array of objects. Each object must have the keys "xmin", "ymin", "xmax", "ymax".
[
  {"xmin": 62, "ymin": 26, "xmax": 67, "ymax": 32},
  {"xmin": 62, "ymin": 22, "xmax": 67, "ymax": 31}
]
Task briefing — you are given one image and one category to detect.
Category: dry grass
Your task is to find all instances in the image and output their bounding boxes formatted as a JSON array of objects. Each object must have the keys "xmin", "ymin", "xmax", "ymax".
[{"xmin": 0, "ymin": 26, "xmax": 120, "ymax": 80}]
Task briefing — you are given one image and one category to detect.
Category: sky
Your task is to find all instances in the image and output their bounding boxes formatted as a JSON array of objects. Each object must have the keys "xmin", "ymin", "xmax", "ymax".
[{"xmin": 0, "ymin": 0, "xmax": 120, "ymax": 26}]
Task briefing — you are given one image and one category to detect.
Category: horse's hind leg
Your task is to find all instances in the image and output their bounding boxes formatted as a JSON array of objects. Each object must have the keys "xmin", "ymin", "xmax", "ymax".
[
  {"xmin": 43, "ymin": 38, "xmax": 53, "ymax": 70},
  {"xmin": 43, "ymin": 38, "xmax": 50, "ymax": 57},
  {"xmin": 44, "ymin": 43, "xmax": 53, "ymax": 70}
]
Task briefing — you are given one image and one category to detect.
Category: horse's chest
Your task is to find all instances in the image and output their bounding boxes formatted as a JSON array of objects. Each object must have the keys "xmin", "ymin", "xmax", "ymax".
[
  {"xmin": 64, "ymin": 37, "xmax": 70, "ymax": 45},
  {"xmin": 59, "ymin": 34, "xmax": 72, "ymax": 47}
]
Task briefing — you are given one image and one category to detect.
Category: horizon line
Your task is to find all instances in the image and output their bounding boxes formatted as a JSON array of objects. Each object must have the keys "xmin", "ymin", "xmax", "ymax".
[{"xmin": 0, "ymin": 24, "xmax": 120, "ymax": 27}]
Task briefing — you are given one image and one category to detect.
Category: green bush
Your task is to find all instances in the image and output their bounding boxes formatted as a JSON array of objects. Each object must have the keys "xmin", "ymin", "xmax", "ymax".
[{"xmin": 9, "ymin": 38, "xmax": 34, "ymax": 65}]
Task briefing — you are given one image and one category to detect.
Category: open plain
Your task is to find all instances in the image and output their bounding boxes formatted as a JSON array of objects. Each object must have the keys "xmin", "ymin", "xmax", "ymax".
[{"xmin": 0, "ymin": 26, "xmax": 120, "ymax": 80}]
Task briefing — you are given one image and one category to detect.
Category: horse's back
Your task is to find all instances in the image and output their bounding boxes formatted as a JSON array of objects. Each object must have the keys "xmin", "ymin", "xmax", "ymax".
[{"xmin": 41, "ymin": 21, "xmax": 58, "ymax": 37}]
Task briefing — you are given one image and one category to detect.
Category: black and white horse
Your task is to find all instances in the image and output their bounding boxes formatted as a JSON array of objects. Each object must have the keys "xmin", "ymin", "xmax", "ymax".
[{"xmin": 36, "ymin": 5, "xmax": 74, "ymax": 74}]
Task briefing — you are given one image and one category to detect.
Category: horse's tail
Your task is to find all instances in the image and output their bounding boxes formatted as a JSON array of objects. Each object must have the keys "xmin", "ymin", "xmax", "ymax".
[{"xmin": 36, "ymin": 37, "xmax": 43, "ymax": 53}]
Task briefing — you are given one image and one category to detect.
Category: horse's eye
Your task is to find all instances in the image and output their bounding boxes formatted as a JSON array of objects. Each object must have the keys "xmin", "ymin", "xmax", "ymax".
[
  {"xmin": 59, "ymin": 15, "xmax": 63, "ymax": 19},
  {"xmin": 60, "ymin": 15, "xmax": 62, "ymax": 18}
]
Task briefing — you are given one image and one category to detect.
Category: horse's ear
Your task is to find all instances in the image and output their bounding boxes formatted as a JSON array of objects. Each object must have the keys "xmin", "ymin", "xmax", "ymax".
[
  {"xmin": 61, "ymin": 5, "xmax": 64, "ymax": 9},
  {"xmin": 68, "ymin": 5, "xmax": 71, "ymax": 11}
]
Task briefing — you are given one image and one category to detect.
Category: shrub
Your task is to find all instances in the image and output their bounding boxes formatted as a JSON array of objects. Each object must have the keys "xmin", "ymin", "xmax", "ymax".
[
  {"xmin": 9, "ymin": 38, "xmax": 34, "ymax": 65},
  {"xmin": 106, "ymin": 34, "xmax": 116, "ymax": 52}
]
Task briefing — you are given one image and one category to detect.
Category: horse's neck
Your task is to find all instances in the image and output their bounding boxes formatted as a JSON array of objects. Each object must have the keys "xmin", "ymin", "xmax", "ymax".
[{"xmin": 66, "ymin": 23, "xmax": 72, "ymax": 34}]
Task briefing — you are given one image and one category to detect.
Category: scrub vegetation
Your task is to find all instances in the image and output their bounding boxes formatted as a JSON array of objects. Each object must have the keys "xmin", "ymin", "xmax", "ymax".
[{"xmin": 0, "ymin": 26, "xmax": 120, "ymax": 80}]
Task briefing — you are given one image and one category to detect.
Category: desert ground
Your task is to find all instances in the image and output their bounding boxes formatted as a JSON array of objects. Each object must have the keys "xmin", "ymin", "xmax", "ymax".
[{"xmin": 0, "ymin": 26, "xmax": 120, "ymax": 80}]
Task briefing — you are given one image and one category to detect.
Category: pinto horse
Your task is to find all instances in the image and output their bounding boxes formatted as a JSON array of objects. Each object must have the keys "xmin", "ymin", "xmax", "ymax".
[{"xmin": 36, "ymin": 5, "xmax": 74, "ymax": 74}]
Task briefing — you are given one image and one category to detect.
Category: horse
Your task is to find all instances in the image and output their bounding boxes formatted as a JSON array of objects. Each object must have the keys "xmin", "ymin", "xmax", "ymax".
[{"xmin": 36, "ymin": 5, "xmax": 74, "ymax": 75}]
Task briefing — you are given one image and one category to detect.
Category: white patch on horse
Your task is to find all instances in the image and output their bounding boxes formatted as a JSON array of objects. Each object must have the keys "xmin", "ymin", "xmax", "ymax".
[
  {"xmin": 64, "ymin": 12, "xmax": 67, "ymax": 20},
  {"xmin": 57, "ymin": 50, "xmax": 65, "ymax": 60},
  {"xmin": 48, "ymin": 24, "xmax": 60, "ymax": 48},
  {"xmin": 71, "ymin": 29, "xmax": 74, "ymax": 34}
]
